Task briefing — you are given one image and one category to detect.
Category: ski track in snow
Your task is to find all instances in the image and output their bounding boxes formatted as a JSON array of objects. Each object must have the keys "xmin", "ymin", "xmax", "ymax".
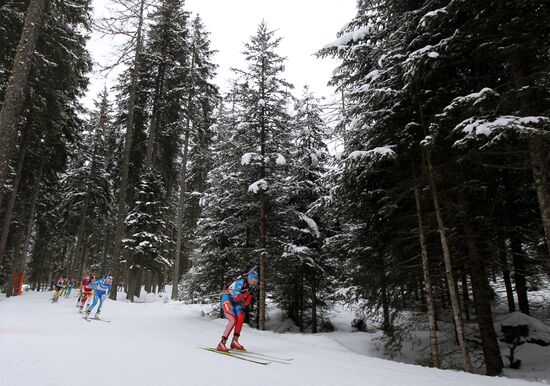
[{"xmin": 0, "ymin": 291, "xmax": 546, "ymax": 386}]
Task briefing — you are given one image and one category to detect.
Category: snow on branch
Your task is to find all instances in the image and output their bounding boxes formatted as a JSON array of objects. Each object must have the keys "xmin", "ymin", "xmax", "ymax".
[
  {"xmin": 241, "ymin": 152, "xmax": 259, "ymax": 165},
  {"xmin": 454, "ymin": 115, "xmax": 550, "ymax": 146},
  {"xmin": 500, "ymin": 312, "xmax": 550, "ymax": 346},
  {"xmin": 347, "ymin": 146, "xmax": 397, "ymax": 161},
  {"xmin": 419, "ymin": 7, "xmax": 448, "ymax": 28},
  {"xmin": 275, "ymin": 154, "xmax": 286, "ymax": 165},
  {"xmin": 296, "ymin": 211, "xmax": 320, "ymax": 238},
  {"xmin": 324, "ymin": 25, "xmax": 376, "ymax": 49},
  {"xmin": 442, "ymin": 88, "xmax": 499, "ymax": 114},
  {"xmin": 248, "ymin": 179, "xmax": 268, "ymax": 193}
]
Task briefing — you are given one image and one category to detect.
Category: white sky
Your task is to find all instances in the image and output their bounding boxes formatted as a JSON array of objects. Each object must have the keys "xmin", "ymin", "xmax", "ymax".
[{"xmin": 84, "ymin": 0, "xmax": 356, "ymax": 108}]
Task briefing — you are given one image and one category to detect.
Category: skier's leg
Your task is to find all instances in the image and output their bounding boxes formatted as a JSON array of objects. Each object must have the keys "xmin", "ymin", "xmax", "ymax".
[
  {"xmin": 234, "ymin": 304, "xmax": 245, "ymax": 335},
  {"xmin": 80, "ymin": 293, "xmax": 89, "ymax": 310},
  {"xmin": 86, "ymin": 294, "xmax": 99, "ymax": 315},
  {"xmin": 218, "ymin": 297, "xmax": 237, "ymax": 351},
  {"xmin": 231, "ymin": 305, "xmax": 246, "ymax": 350},
  {"xmin": 94, "ymin": 293, "xmax": 106, "ymax": 317},
  {"xmin": 222, "ymin": 301, "xmax": 238, "ymax": 338}
]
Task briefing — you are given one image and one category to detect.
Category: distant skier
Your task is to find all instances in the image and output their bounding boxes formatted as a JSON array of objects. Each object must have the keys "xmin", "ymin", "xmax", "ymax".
[
  {"xmin": 51, "ymin": 276, "xmax": 65, "ymax": 302},
  {"xmin": 84, "ymin": 275, "xmax": 112, "ymax": 320},
  {"xmin": 65, "ymin": 278, "xmax": 73, "ymax": 298},
  {"xmin": 61, "ymin": 278, "xmax": 68, "ymax": 297},
  {"xmin": 78, "ymin": 275, "xmax": 95, "ymax": 311},
  {"xmin": 217, "ymin": 269, "xmax": 258, "ymax": 352}
]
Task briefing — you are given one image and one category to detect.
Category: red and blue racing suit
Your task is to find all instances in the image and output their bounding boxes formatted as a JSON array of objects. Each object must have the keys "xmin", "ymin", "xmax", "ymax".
[{"xmin": 220, "ymin": 278, "xmax": 253, "ymax": 339}]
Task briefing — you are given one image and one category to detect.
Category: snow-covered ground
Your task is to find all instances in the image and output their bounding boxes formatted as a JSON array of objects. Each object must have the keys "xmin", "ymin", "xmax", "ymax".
[{"xmin": 0, "ymin": 290, "xmax": 547, "ymax": 386}]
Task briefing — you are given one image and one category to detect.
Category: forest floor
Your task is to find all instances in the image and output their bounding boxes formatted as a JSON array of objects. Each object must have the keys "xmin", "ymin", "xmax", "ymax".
[{"xmin": 1, "ymin": 289, "xmax": 549, "ymax": 386}]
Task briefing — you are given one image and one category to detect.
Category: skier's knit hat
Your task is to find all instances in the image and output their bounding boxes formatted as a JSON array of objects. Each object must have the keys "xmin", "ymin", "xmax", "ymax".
[{"xmin": 248, "ymin": 269, "xmax": 259, "ymax": 282}]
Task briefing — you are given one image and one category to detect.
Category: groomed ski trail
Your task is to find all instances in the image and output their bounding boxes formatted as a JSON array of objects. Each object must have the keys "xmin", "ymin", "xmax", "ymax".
[{"xmin": 0, "ymin": 291, "xmax": 545, "ymax": 386}]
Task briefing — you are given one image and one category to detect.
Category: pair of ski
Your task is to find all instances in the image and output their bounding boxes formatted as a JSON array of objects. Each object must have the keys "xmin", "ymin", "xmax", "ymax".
[
  {"xmin": 82, "ymin": 316, "xmax": 111, "ymax": 323},
  {"xmin": 202, "ymin": 347, "xmax": 293, "ymax": 365}
]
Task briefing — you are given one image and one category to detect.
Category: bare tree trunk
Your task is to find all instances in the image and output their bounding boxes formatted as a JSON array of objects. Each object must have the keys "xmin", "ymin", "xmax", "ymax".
[
  {"xmin": 6, "ymin": 223, "xmax": 25, "ymax": 296},
  {"xmin": 510, "ymin": 235, "xmax": 529, "ymax": 314},
  {"xmin": 425, "ymin": 151, "xmax": 473, "ymax": 372},
  {"xmin": 144, "ymin": 270, "xmax": 152, "ymax": 293},
  {"xmin": 74, "ymin": 206, "xmax": 88, "ymax": 280},
  {"xmin": 412, "ymin": 165, "xmax": 440, "ymax": 368},
  {"xmin": 171, "ymin": 124, "xmax": 191, "ymax": 299},
  {"xmin": 126, "ymin": 266, "xmax": 143, "ymax": 301},
  {"xmin": 0, "ymin": 143, "xmax": 27, "ymax": 269},
  {"xmin": 7, "ymin": 163, "xmax": 42, "ymax": 296},
  {"xmin": 311, "ymin": 270, "xmax": 318, "ymax": 333},
  {"xmin": 460, "ymin": 261, "xmax": 470, "ymax": 321},
  {"xmin": 257, "ymin": 55, "xmax": 268, "ymax": 331},
  {"xmin": 145, "ymin": 64, "xmax": 165, "ymax": 170},
  {"xmin": 498, "ymin": 235, "xmax": 516, "ymax": 312},
  {"xmin": 111, "ymin": 0, "xmax": 146, "ymax": 301},
  {"xmin": 462, "ymin": 197, "xmax": 503, "ymax": 376},
  {"xmin": 171, "ymin": 46, "xmax": 196, "ymax": 300},
  {"xmin": 0, "ymin": 0, "xmax": 46, "ymax": 187},
  {"xmin": 158, "ymin": 270, "xmax": 165, "ymax": 293},
  {"xmin": 134, "ymin": 268, "xmax": 142, "ymax": 299}
]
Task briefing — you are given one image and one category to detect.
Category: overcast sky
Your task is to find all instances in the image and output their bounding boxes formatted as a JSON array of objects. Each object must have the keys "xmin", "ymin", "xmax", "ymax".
[{"xmin": 84, "ymin": 0, "xmax": 357, "ymax": 108}]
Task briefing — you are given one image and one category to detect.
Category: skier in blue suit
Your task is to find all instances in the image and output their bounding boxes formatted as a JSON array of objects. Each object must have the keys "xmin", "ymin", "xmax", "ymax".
[{"xmin": 84, "ymin": 276, "xmax": 113, "ymax": 319}]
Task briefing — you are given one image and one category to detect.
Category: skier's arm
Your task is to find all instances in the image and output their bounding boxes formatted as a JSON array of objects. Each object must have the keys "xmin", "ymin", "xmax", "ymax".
[
  {"xmin": 233, "ymin": 288, "xmax": 250, "ymax": 303},
  {"xmin": 243, "ymin": 292, "xmax": 253, "ymax": 306}
]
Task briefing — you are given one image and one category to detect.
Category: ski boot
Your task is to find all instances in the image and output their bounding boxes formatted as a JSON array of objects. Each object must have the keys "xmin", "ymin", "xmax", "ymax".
[
  {"xmin": 84, "ymin": 309, "xmax": 91, "ymax": 319},
  {"xmin": 93, "ymin": 311, "xmax": 101, "ymax": 320},
  {"xmin": 217, "ymin": 337, "xmax": 229, "ymax": 352},
  {"xmin": 230, "ymin": 334, "xmax": 245, "ymax": 351}
]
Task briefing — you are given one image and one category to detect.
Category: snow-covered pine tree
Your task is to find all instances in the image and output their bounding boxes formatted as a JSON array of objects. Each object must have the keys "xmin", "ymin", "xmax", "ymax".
[
  {"xmin": 103, "ymin": 0, "xmax": 148, "ymax": 300},
  {"xmin": 233, "ymin": 22, "xmax": 294, "ymax": 329},
  {"xmin": 0, "ymin": 0, "xmax": 92, "ymax": 289},
  {"xmin": 171, "ymin": 14, "xmax": 219, "ymax": 299},
  {"xmin": 182, "ymin": 89, "xmax": 254, "ymax": 303},
  {"xmin": 124, "ymin": 171, "xmax": 170, "ymax": 300},
  {"xmin": 316, "ymin": 0, "xmax": 550, "ymax": 374},
  {"xmin": 121, "ymin": 0, "xmax": 192, "ymax": 299},
  {"xmin": 0, "ymin": 0, "xmax": 47, "ymax": 189},
  {"xmin": 269, "ymin": 87, "xmax": 332, "ymax": 332},
  {"xmin": 318, "ymin": 1, "xmax": 433, "ymax": 358}
]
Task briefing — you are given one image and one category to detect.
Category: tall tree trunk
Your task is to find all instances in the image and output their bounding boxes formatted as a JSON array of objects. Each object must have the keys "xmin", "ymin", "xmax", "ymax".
[
  {"xmin": 158, "ymin": 270, "xmax": 165, "ymax": 293},
  {"xmin": 0, "ymin": 0, "xmax": 46, "ymax": 187},
  {"xmin": 110, "ymin": 0, "xmax": 146, "ymax": 301},
  {"xmin": 0, "ymin": 143, "xmax": 27, "ymax": 270},
  {"xmin": 460, "ymin": 261, "xmax": 470, "ymax": 322},
  {"xmin": 258, "ymin": 55, "xmax": 268, "ymax": 331},
  {"xmin": 6, "ymin": 223, "xmax": 25, "ymax": 296},
  {"xmin": 73, "ymin": 207, "xmax": 88, "ymax": 280},
  {"xmin": 498, "ymin": 234, "xmax": 516, "ymax": 312},
  {"xmin": 412, "ymin": 165, "xmax": 440, "ymax": 368},
  {"xmin": 144, "ymin": 270, "xmax": 152, "ymax": 293},
  {"xmin": 462, "ymin": 196, "xmax": 503, "ymax": 376},
  {"xmin": 126, "ymin": 266, "xmax": 143, "ymax": 301},
  {"xmin": 172, "ymin": 47, "xmax": 196, "ymax": 299},
  {"xmin": 7, "ymin": 162, "xmax": 42, "ymax": 297},
  {"xmin": 145, "ymin": 64, "xmax": 165, "ymax": 170},
  {"xmin": 424, "ymin": 151, "xmax": 473, "ymax": 372},
  {"xmin": 510, "ymin": 235, "xmax": 529, "ymax": 314},
  {"xmin": 299, "ymin": 268, "xmax": 304, "ymax": 332},
  {"xmin": 311, "ymin": 270, "xmax": 318, "ymax": 333}
]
